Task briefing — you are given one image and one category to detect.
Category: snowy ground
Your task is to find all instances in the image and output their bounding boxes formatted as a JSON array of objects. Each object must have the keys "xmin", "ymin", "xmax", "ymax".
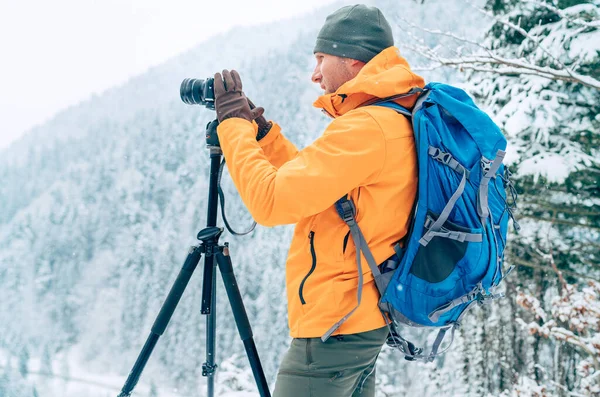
[{"xmin": 1, "ymin": 348, "xmax": 261, "ymax": 397}]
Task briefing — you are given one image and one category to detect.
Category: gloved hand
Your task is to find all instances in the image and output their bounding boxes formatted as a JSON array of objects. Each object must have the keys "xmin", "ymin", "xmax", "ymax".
[
  {"xmin": 247, "ymin": 98, "xmax": 273, "ymax": 141},
  {"xmin": 214, "ymin": 69, "xmax": 264, "ymax": 123}
]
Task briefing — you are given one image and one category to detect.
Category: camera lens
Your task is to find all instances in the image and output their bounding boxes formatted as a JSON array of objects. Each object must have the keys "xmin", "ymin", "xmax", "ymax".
[
  {"xmin": 180, "ymin": 78, "xmax": 215, "ymax": 109},
  {"xmin": 180, "ymin": 78, "xmax": 206, "ymax": 105}
]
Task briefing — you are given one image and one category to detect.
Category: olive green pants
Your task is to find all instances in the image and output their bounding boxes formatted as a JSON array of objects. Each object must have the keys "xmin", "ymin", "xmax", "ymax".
[{"xmin": 273, "ymin": 326, "xmax": 389, "ymax": 397}]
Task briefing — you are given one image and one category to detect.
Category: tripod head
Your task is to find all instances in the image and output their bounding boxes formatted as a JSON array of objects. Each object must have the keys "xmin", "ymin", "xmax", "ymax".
[
  {"xmin": 205, "ymin": 119, "xmax": 221, "ymax": 148},
  {"xmin": 197, "ymin": 226, "xmax": 223, "ymax": 243}
]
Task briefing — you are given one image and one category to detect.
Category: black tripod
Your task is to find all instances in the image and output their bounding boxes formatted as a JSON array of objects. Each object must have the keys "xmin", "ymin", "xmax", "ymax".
[{"xmin": 117, "ymin": 120, "xmax": 271, "ymax": 397}]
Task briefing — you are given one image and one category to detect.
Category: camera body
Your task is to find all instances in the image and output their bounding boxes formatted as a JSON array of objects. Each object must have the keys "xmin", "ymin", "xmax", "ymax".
[{"xmin": 180, "ymin": 78, "xmax": 215, "ymax": 109}]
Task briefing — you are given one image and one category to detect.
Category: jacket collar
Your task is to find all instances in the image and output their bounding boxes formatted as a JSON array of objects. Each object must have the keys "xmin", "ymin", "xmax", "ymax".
[{"xmin": 313, "ymin": 46, "xmax": 425, "ymax": 118}]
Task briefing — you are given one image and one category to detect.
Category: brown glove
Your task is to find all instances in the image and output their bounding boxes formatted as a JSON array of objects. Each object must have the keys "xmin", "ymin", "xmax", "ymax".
[
  {"xmin": 214, "ymin": 69, "xmax": 264, "ymax": 123},
  {"xmin": 247, "ymin": 98, "xmax": 273, "ymax": 141}
]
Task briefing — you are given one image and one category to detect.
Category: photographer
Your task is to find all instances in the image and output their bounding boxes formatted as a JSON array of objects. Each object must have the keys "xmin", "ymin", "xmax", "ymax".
[{"xmin": 213, "ymin": 4, "xmax": 425, "ymax": 396}]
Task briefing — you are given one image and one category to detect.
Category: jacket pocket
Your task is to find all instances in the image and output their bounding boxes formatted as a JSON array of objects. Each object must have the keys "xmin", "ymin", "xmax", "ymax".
[
  {"xmin": 299, "ymin": 231, "xmax": 317, "ymax": 305},
  {"xmin": 278, "ymin": 369, "xmax": 342, "ymax": 380}
]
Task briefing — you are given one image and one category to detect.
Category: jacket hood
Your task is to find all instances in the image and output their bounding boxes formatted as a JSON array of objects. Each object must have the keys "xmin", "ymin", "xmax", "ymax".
[{"xmin": 313, "ymin": 46, "xmax": 425, "ymax": 117}]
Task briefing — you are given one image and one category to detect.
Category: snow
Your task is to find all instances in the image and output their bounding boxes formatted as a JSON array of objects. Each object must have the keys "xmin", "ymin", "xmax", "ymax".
[
  {"xmin": 1, "ymin": 0, "xmax": 598, "ymax": 396},
  {"xmin": 569, "ymin": 30, "xmax": 600, "ymax": 63},
  {"xmin": 519, "ymin": 153, "xmax": 571, "ymax": 184},
  {"xmin": 1, "ymin": 346, "xmax": 263, "ymax": 397}
]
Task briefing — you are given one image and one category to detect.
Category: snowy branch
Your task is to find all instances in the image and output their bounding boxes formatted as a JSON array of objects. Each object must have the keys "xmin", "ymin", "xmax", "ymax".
[
  {"xmin": 401, "ymin": 0, "xmax": 600, "ymax": 91},
  {"xmin": 464, "ymin": 0, "xmax": 570, "ymax": 71},
  {"xmin": 405, "ymin": 46, "xmax": 600, "ymax": 90},
  {"xmin": 525, "ymin": 0, "xmax": 600, "ymax": 29}
]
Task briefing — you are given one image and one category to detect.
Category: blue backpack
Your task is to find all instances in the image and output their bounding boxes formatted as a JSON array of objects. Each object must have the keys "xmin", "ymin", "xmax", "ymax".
[{"xmin": 325, "ymin": 83, "xmax": 519, "ymax": 361}]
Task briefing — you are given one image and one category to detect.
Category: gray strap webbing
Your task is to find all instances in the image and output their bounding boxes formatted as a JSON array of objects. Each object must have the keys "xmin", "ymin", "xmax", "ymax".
[
  {"xmin": 428, "ymin": 285, "xmax": 482, "ymax": 323},
  {"xmin": 428, "ymin": 147, "xmax": 471, "ymax": 179},
  {"xmin": 336, "ymin": 200, "xmax": 382, "ymax": 279},
  {"xmin": 424, "ymin": 230, "xmax": 482, "ymax": 243},
  {"xmin": 419, "ymin": 167, "xmax": 468, "ymax": 247},
  {"xmin": 426, "ymin": 324, "xmax": 458, "ymax": 362},
  {"xmin": 423, "ymin": 216, "xmax": 482, "ymax": 243},
  {"xmin": 412, "ymin": 90, "xmax": 431, "ymax": 115},
  {"xmin": 477, "ymin": 150, "xmax": 505, "ymax": 219},
  {"xmin": 390, "ymin": 106, "xmax": 412, "ymax": 118},
  {"xmin": 428, "ymin": 328, "xmax": 447, "ymax": 361},
  {"xmin": 362, "ymin": 87, "xmax": 425, "ymax": 109},
  {"xmin": 320, "ymin": 238, "xmax": 364, "ymax": 342},
  {"xmin": 322, "ymin": 200, "xmax": 383, "ymax": 342},
  {"xmin": 388, "ymin": 322, "xmax": 456, "ymax": 362}
]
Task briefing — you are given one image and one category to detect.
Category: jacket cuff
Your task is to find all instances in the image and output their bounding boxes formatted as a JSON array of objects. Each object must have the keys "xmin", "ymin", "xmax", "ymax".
[{"xmin": 258, "ymin": 121, "xmax": 281, "ymax": 147}]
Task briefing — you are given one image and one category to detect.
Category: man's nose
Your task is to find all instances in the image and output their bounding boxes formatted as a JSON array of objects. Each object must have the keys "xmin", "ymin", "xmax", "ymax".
[{"xmin": 311, "ymin": 67, "xmax": 322, "ymax": 84}]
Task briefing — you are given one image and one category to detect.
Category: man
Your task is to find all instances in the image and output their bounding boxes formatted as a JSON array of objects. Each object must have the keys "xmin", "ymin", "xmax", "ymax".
[{"xmin": 213, "ymin": 4, "xmax": 425, "ymax": 396}]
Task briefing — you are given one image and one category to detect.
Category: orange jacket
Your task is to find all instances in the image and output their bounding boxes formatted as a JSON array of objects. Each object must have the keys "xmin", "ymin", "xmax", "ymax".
[{"xmin": 217, "ymin": 47, "xmax": 425, "ymax": 338}]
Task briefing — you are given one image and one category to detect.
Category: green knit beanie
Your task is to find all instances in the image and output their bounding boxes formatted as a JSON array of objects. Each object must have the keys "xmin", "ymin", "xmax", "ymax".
[{"xmin": 313, "ymin": 4, "xmax": 394, "ymax": 63}]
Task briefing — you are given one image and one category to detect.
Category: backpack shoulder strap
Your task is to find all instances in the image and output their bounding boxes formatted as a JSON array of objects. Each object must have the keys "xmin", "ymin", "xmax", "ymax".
[
  {"xmin": 321, "ymin": 196, "xmax": 384, "ymax": 342},
  {"xmin": 371, "ymin": 101, "xmax": 412, "ymax": 118},
  {"xmin": 367, "ymin": 88, "xmax": 431, "ymax": 118},
  {"xmin": 322, "ymin": 92, "xmax": 428, "ymax": 343}
]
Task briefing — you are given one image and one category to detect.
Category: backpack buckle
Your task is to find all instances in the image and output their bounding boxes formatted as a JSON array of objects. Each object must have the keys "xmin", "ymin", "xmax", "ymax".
[
  {"xmin": 481, "ymin": 157, "xmax": 492, "ymax": 174},
  {"xmin": 476, "ymin": 291, "xmax": 505, "ymax": 305},
  {"xmin": 335, "ymin": 198, "xmax": 357, "ymax": 226}
]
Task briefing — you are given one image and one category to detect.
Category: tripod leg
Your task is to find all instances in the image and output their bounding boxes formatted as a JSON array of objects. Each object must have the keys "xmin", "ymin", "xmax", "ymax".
[
  {"xmin": 205, "ymin": 255, "xmax": 217, "ymax": 397},
  {"xmin": 117, "ymin": 246, "xmax": 202, "ymax": 397},
  {"xmin": 215, "ymin": 246, "xmax": 271, "ymax": 397}
]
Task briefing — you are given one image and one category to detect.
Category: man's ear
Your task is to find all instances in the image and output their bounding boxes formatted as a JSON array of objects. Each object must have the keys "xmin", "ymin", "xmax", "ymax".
[{"xmin": 349, "ymin": 58, "xmax": 366, "ymax": 68}]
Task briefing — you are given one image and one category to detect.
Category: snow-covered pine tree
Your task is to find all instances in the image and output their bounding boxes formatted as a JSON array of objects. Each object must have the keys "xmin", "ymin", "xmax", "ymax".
[
  {"xmin": 475, "ymin": 0, "xmax": 600, "ymax": 285},
  {"xmin": 402, "ymin": 0, "xmax": 599, "ymax": 394},
  {"xmin": 465, "ymin": 0, "xmax": 600, "ymax": 395}
]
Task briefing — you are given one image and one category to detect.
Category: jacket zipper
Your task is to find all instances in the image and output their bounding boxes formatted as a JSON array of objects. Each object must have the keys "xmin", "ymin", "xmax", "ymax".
[
  {"xmin": 343, "ymin": 231, "xmax": 350, "ymax": 254},
  {"xmin": 298, "ymin": 231, "xmax": 317, "ymax": 305}
]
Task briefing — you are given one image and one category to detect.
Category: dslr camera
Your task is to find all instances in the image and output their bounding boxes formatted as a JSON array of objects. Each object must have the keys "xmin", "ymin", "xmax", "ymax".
[{"xmin": 180, "ymin": 78, "xmax": 215, "ymax": 109}]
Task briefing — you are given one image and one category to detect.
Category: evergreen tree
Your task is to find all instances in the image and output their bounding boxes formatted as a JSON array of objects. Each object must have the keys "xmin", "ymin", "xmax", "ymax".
[
  {"xmin": 403, "ymin": 0, "xmax": 599, "ymax": 394},
  {"xmin": 477, "ymin": 0, "xmax": 600, "ymax": 282},
  {"xmin": 465, "ymin": 0, "xmax": 600, "ymax": 394},
  {"xmin": 19, "ymin": 347, "xmax": 29, "ymax": 376}
]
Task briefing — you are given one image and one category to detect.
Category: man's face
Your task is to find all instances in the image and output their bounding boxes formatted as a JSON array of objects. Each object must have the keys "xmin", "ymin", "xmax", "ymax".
[{"xmin": 311, "ymin": 52, "xmax": 354, "ymax": 94}]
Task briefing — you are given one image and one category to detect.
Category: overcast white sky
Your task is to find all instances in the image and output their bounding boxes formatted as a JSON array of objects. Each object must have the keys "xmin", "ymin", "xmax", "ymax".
[{"xmin": 0, "ymin": 0, "xmax": 339, "ymax": 150}]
